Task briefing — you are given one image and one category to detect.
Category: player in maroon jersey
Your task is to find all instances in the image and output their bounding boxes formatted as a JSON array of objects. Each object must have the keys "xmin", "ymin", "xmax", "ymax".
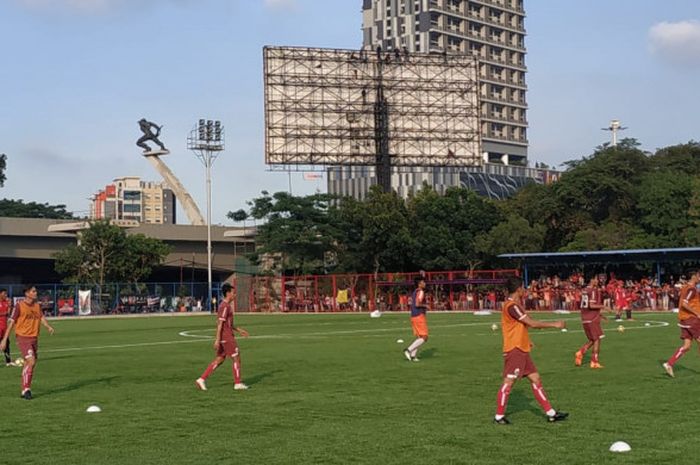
[
  {"xmin": 0, "ymin": 289, "xmax": 15, "ymax": 366},
  {"xmin": 195, "ymin": 283, "xmax": 250, "ymax": 391},
  {"xmin": 574, "ymin": 276, "xmax": 606, "ymax": 368}
]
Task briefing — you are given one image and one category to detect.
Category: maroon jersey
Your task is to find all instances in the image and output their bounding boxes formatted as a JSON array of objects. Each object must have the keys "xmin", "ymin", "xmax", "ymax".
[
  {"xmin": 580, "ymin": 287, "xmax": 602, "ymax": 323},
  {"xmin": 0, "ymin": 299, "xmax": 9, "ymax": 319},
  {"xmin": 0, "ymin": 299, "xmax": 8, "ymax": 330},
  {"xmin": 217, "ymin": 300, "xmax": 235, "ymax": 341}
]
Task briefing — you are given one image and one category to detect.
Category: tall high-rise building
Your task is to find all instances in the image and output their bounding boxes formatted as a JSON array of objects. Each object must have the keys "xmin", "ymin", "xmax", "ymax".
[
  {"xmin": 90, "ymin": 176, "xmax": 176, "ymax": 225},
  {"xmin": 362, "ymin": 0, "xmax": 528, "ymax": 164}
]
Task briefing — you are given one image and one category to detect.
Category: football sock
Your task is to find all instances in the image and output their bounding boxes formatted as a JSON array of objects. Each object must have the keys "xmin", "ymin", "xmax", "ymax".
[
  {"xmin": 200, "ymin": 361, "xmax": 219, "ymax": 381},
  {"xmin": 22, "ymin": 364, "xmax": 34, "ymax": 390},
  {"xmin": 578, "ymin": 341, "xmax": 593, "ymax": 355},
  {"xmin": 3, "ymin": 347, "xmax": 10, "ymax": 364},
  {"xmin": 531, "ymin": 382, "xmax": 553, "ymax": 413},
  {"xmin": 495, "ymin": 383, "xmax": 512, "ymax": 417},
  {"xmin": 667, "ymin": 346, "xmax": 689, "ymax": 366},
  {"xmin": 408, "ymin": 337, "xmax": 425, "ymax": 357},
  {"xmin": 233, "ymin": 358, "xmax": 242, "ymax": 384},
  {"xmin": 592, "ymin": 351, "xmax": 599, "ymax": 364}
]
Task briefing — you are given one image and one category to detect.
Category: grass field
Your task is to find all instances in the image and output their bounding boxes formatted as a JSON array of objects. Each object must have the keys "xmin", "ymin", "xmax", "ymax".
[{"xmin": 0, "ymin": 311, "xmax": 697, "ymax": 465}]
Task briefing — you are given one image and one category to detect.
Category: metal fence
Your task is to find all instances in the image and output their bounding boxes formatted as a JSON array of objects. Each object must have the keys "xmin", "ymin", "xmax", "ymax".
[
  {"xmin": 0, "ymin": 282, "xmax": 220, "ymax": 317},
  {"xmin": 1, "ymin": 269, "xmax": 519, "ymax": 316}
]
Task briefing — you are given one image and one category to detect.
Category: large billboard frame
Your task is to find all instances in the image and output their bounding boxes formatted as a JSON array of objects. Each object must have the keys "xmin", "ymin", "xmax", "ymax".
[{"xmin": 264, "ymin": 46, "xmax": 482, "ymax": 172}]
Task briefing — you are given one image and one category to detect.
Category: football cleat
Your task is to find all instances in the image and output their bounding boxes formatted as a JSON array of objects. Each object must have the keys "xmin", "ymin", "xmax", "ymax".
[
  {"xmin": 493, "ymin": 417, "xmax": 511, "ymax": 425},
  {"xmin": 403, "ymin": 349, "xmax": 412, "ymax": 361},
  {"xmin": 574, "ymin": 351, "xmax": 583, "ymax": 367},
  {"xmin": 547, "ymin": 411, "xmax": 569, "ymax": 423},
  {"xmin": 195, "ymin": 378, "xmax": 207, "ymax": 391},
  {"xmin": 662, "ymin": 362, "xmax": 675, "ymax": 378},
  {"xmin": 234, "ymin": 383, "xmax": 249, "ymax": 390},
  {"xmin": 590, "ymin": 362, "xmax": 604, "ymax": 369},
  {"xmin": 21, "ymin": 389, "xmax": 32, "ymax": 400}
]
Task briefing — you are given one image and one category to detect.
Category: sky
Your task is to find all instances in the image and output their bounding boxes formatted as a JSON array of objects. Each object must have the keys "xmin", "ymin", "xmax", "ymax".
[{"xmin": 1, "ymin": 0, "xmax": 699, "ymax": 224}]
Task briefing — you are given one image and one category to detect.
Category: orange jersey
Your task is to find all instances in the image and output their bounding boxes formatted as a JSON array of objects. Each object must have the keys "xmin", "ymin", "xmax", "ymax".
[
  {"xmin": 679, "ymin": 285, "xmax": 700, "ymax": 321},
  {"xmin": 11, "ymin": 301, "xmax": 43, "ymax": 337},
  {"xmin": 501, "ymin": 299, "xmax": 531, "ymax": 353}
]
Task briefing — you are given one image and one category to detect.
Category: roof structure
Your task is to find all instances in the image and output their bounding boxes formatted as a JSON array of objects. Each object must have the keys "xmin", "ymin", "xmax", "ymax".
[{"xmin": 498, "ymin": 248, "xmax": 700, "ymax": 266}]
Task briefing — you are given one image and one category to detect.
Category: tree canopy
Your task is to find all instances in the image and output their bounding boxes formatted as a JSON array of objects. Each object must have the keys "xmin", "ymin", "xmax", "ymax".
[{"xmin": 0, "ymin": 199, "xmax": 75, "ymax": 219}]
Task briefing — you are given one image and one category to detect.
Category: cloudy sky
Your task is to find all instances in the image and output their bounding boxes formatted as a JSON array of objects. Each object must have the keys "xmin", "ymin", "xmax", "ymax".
[{"xmin": 1, "ymin": 0, "xmax": 699, "ymax": 223}]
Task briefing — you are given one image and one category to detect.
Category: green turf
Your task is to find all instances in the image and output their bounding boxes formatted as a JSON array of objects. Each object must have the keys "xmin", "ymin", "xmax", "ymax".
[{"xmin": 0, "ymin": 312, "xmax": 695, "ymax": 465}]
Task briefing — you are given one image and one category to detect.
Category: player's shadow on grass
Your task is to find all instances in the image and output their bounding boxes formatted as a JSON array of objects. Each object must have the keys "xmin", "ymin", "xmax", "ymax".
[
  {"xmin": 505, "ymin": 389, "xmax": 542, "ymax": 417},
  {"xmin": 39, "ymin": 376, "xmax": 120, "ymax": 398},
  {"xmin": 246, "ymin": 370, "xmax": 280, "ymax": 387},
  {"xmin": 418, "ymin": 348, "xmax": 437, "ymax": 359}
]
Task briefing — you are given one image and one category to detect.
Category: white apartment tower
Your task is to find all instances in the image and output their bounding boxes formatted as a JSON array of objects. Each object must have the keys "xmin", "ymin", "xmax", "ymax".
[{"xmin": 362, "ymin": 0, "xmax": 528, "ymax": 165}]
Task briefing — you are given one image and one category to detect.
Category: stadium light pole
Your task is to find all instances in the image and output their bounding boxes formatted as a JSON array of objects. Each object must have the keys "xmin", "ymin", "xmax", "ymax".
[{"xmin": 188, "ymin": 119, "xmax": 224, "ymax": 312}]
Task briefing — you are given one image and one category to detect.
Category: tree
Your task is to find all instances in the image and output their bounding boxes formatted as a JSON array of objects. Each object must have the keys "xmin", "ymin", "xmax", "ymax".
[
  {"xmin": 0, "ymin": 153, "xmax": 6, "ymax": 187},
  {"xmin": 54, "ymin": 221, "xmax": 171, "ymax": 288},
  {"xmin": 651, "ymin": 141, "xmax": 700, "ymax": 173},
  {"xmin": 474, "ymin": 215, "xmax": 545, "ymax": 261},
  {"xmin": 406, "ymin": 186, "xmax": 503, "ymax": 270},
  {"xmin": 242, "ymin": 191, "xmax": 340, "ymax": 275},
  {"xmin": 332, "ymin": 187, "xmax": 414, "ymax": 274},
  {"xmin": 121, "ymin": 234, "xmax": 172, "ymax": 284},
  {"xmin": 558, "ymin": 221, "xmax": 654, "ymax": 252},
  {"xmin": 0, "ymin": 199, "xmax": 75, "ymax": 219},
  {"xmin": 635, "ymin": 170, "xmax": 692, "ymax": 244}
]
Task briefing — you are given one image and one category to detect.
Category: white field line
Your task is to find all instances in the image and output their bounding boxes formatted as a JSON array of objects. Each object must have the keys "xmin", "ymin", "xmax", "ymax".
[{"xmin": 40, "ymin": 318, "xmax": 670, "ymax": 355}]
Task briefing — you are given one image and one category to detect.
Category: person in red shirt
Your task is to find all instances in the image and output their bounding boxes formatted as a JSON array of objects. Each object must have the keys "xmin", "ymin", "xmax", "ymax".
[
  {"xmin": 0, "ymin": 288, "xmax": 14, "ymax": 366},
  {"xmin": 494, "ymin": 277, "xmax": 568, "ymax": 425},
  {"xmin": 0, "ymin": 285, "xmax": 55, "ymax": 399},
  {"xmin": 574, "ymin": 276, "xmax": 606, "ymax": 369},
  {"xmin": 195, "ymin": 283, "xmax": 250, "ymax": 391},
  {"xmin": 663, "ymin": 270, "xmax": 700, "ymax": 378}
]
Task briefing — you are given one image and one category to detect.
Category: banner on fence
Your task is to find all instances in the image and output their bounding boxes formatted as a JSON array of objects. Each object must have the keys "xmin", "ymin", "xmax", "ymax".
[{"xmin": 78, "ymin": 290, "xmax": 92, "ymax": 315}]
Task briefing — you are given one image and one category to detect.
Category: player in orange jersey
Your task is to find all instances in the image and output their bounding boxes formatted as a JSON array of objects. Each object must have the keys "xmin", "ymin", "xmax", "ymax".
[
  {"xmin": 494, "ymin": 277, "xmax": 568, "ymax": 425},
  {"xmin": 0, "ymin": 285, "xmax": 55, "ymax": 399},
  {"xmin": 195, "ymin": 283, "xmax": 250, "ymax": 391},
  {"xmin": 663, "ymin": 270, "xmax": 700, "ymax": 378},
  {"xmin": 404, "ymin": 277, "xmax": 428, "ymax": 361}
]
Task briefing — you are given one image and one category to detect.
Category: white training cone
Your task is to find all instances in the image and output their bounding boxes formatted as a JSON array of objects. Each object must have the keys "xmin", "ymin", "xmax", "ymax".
[
  {"xmin": 86, "ymin": 405, "xmax": 102, "ymax": 413},
  {"xmin": 609, "ymin": 441, "xmax": 631, "ymax": 453}
]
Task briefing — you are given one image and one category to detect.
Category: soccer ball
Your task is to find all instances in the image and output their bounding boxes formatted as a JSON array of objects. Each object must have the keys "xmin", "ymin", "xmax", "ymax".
[
  {"xmin": 617, "ymin": 325, "xmax": 625, "ymax": 333},
  {"xmin": 491, "ymin": 323, "xmax": 498, "ymax": 331},
  {"xmin": 14, "ymin": 358, "xmax": 25, "ymax": 367}
]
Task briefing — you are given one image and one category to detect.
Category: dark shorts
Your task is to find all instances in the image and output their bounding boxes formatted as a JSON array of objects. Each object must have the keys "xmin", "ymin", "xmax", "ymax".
[
  {"xmin": 16, "ymin": 336, "xmax": 38, "ymax": 360},
  {"xmin": 679, "ymin": 317, "xmax": 700, "ymax": 341},
  {"xmin": 216, "ymin": 337, "xmax": 239, "ymax": 358},
  {"xmin": 503, "ymin": 348, "xmax": 537, "ymax": 379},
  {"xmin": 583, "ymin": 321, "xmax": 605, "ymax": 341}
]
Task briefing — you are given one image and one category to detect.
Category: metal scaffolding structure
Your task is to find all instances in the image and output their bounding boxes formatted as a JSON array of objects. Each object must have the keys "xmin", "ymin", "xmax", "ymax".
[{"xmin": 264, "ymin": 46, "xmax": 482, "ymax": 190}]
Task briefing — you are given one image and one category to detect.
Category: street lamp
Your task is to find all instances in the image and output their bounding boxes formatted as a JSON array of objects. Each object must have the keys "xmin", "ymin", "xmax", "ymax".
[{"xmin": 188, "ymin": 119, "xmax": 225, "ymax": 312}]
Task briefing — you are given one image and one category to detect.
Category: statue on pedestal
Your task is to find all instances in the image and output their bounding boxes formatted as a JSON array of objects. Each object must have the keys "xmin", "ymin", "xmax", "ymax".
[{"xmin": 136, "ymin": 118, "xmax": 168, "ymax": 153}]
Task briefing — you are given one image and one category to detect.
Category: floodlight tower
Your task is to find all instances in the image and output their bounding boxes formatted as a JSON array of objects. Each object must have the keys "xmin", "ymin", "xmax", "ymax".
[
  {"xmin": 188, "ymin": 119, "xmax": 224, "ymax": 312},
  {"xmin": 602, "ymin": 119, "xmax": 627, "ymax": 147}
]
